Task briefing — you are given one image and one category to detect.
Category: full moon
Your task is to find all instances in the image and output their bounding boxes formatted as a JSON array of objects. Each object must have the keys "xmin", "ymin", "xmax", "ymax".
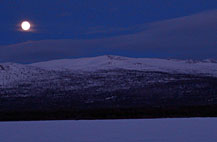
[{"xmin": 21, "ymin": 21, "xmax": 31, "ymax": 31}]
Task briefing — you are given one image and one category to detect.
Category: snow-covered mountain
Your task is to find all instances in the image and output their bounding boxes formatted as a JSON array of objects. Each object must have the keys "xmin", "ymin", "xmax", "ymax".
[
  {"xmin": 1, "ymin": 55, "xmax": 217, "ymax": 87},
  {"xmin": 31, "ymin": 55, "xmax": 217, "ymax": 76},
  {"xmin": 1, "ymin": 55, "xmax": 217, "ymax": 120}
]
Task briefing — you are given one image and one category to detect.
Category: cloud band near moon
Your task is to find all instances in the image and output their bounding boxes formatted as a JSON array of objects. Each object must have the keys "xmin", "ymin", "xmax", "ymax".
[{"xmin": 0, "ymin": 10, "xmax": 216, "ymax": 63}]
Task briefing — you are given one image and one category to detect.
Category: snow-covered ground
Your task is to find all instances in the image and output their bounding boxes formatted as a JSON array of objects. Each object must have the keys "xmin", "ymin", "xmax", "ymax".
[
  {"xmin": 32, "ymin": 55, "xmax": 217, "ymax": 76},
  {"xmin": 0, "ymin": 118, "xmax": 217, "ymax": 142},
  {"xmin": 0, "ymin": 63, "xmax": 57, "ymax": 86},
  {"xmin": 0, "ymin": 63, "xmax": 43, "ymax": 86},
  {"xmin": 1, "ymin": 55, "xmax": 217, "ymax": 87}
]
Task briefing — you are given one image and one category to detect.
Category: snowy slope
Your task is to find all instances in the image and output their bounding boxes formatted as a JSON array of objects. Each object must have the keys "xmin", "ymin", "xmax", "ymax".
[
  {"xmin": 1, "ymin": 55, "xmax": 217, "ymax": 87},
  {"xmin": 31, "ymin": 55, "xmax": 217, "ymax": 77},
  {"xmin": 0, "ymin": 63, "xmax": 50, "ymax": 86},
  {"xmin": 1, "ymin": 55, "xmax": 217, "ymax": 108}
]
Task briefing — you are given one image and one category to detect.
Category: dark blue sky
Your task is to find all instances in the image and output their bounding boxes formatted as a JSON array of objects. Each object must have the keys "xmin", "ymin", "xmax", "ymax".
[{"xmin": 0, "ymin": 0, "xmax": 216, "ymax": 63}]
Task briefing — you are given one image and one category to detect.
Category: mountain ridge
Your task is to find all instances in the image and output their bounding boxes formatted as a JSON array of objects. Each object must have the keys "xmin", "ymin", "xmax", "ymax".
[
  {"xmin": 1, "ymin": 55, "xmax": 217, "ymax": 86},
  {"xmin": 1, "ymin": 55, "xmax": 217, "ymax": 121},
  {"xmin": 30, "ymin": 55, "xmax": 217, "ymax": 76}
]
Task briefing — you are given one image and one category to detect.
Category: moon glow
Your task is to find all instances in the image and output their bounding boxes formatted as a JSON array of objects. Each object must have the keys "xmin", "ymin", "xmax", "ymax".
[{"xmin": 21, "ymin": 21, "xmax": 31, "ymax": 31}]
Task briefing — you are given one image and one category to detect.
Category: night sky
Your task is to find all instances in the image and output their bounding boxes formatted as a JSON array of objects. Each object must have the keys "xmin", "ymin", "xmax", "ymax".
[{"xmin": 0, "ymin": 0, "xmax": 216, "ymax": 63}]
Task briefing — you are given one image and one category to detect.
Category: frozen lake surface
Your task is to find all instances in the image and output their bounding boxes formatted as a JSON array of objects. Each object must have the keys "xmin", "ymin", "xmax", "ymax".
[{"xmin": 0, "ymin": 118, "xmax": 217, "ymax": 142}]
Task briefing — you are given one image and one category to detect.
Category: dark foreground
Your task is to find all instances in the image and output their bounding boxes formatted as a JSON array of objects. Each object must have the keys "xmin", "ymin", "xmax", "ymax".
[
  {"xmin": 0, "ymin": 70, "xmax": 217, "ymax": 121},
  {"xmin": 1, "ymin": 105, "xmax": 217, "ymax": 121}
]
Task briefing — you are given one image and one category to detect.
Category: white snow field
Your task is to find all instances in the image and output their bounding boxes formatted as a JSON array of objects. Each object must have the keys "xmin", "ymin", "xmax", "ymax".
[{"xmin": 0, "ymin": 118, "xmax": 217, "ymax": 142}]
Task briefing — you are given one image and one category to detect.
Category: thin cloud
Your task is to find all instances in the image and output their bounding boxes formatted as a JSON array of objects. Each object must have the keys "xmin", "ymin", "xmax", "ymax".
[{"xmin": 0, "ymin": 10, "xmax": 216, "ymax": 63}]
